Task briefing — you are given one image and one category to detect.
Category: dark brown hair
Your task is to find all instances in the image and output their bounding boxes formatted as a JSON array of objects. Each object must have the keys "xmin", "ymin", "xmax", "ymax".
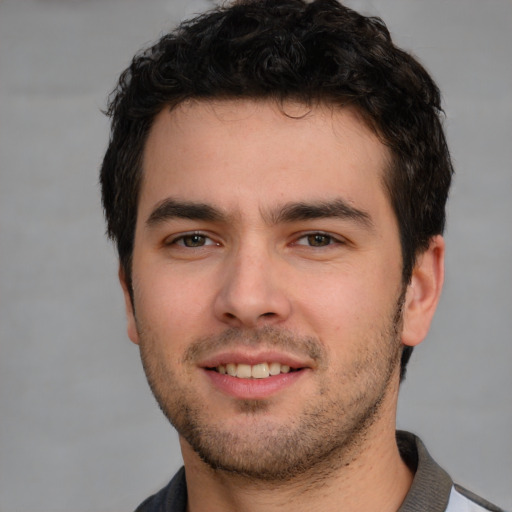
[{"xmin": 100, "ymin": 0, "xmax": 453, "ymax": 380}]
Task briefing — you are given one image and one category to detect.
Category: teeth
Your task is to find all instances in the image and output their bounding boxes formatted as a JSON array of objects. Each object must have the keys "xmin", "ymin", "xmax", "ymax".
[
  {"xmin": 252, "ymin": 363, "xmax": 269, "ymax": 379},
  {"xmin": 215, "ymin": 362, "xmax": 296, "ymax": 379},
  {"xmin": 269, "ymin": 362, "xmax": 281, "ymax": 376},
  {"xmin": 236, "ymin": 364, "xmax": 252, "ymax": 379}
]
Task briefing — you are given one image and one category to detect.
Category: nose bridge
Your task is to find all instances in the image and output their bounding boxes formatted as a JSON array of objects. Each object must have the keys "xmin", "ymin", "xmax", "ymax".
[{"xmin": 214, "ymin": 234, "xmax": 290, "ymax": 327}]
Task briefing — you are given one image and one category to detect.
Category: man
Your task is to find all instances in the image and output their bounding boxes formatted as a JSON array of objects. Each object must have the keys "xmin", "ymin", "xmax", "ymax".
[{"xmin": 100, "ymin": 1, "xmax": 504, "ymax": 511}]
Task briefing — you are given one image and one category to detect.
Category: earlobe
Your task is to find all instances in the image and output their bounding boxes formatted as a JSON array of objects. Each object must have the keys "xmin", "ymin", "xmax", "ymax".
[
  {"xmin": 401, "ymin": 235, "xmax": 445, "ymax": 347},
  {"xmin": 119, "ymin": 265, "xmax": 140, "ymax": 345}
]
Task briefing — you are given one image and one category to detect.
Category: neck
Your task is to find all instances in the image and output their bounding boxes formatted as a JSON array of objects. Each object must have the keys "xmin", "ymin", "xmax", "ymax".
[{"xmin": 181, "ymin": 415, "xmax": 413, "ymax": 512}]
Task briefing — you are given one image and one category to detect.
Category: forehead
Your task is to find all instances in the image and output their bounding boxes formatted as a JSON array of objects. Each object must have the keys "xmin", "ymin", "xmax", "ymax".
[{"xmin": 140, "ymin": 99, "xmax": 391, "ymax": 220}]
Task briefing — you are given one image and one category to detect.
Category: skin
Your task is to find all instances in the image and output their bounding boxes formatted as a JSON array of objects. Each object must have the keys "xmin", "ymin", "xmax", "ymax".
[{"xmin": 120, "ymin": 99, "xmax": 444, "ymax": 512}]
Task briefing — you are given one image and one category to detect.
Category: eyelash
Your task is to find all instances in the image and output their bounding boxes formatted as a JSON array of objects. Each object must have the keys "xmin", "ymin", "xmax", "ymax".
[
  {"xmin": 165, "ymin": 231, "xmax": 345, "ymax": 249},
  {"xmin": 165, "ymin": 232, "xmax": 218, "ymax": 248},
  {"xmin": 294, "ymin": 232, "xmax": 345, "ymax": 248}
]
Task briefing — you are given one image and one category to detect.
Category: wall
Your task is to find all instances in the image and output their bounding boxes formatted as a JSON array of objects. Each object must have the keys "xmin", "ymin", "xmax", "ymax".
[{"xmin": 1, "ymin": 1, "xmax": 510, "ymax": 510}]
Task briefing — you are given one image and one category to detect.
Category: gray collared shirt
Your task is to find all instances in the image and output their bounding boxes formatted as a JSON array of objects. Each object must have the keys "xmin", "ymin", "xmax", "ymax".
[{"xmin": 135, "ymin": 431, "xmax": 506, "ymax": 512}]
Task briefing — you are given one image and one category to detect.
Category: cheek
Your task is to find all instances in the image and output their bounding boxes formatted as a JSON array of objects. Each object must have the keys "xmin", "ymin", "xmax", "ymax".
[
  {"xmin": 291, "ymin": 266, "xmax": 399, "ymax": 342},
  {"xmin": 133, "ymin": 264, "xmax": 217, "ymax": 341}
]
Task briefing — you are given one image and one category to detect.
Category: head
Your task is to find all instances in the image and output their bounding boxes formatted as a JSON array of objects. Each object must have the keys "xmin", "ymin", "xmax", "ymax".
[{"xmin": 101, "ymin": 0, "xmax": 452, "ymax": 380}]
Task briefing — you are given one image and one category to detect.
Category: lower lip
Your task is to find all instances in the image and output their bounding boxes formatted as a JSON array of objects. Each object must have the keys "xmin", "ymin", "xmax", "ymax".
[{"xmin": 204, "ymin": 369, "xmax": 307, "ymax": 399}]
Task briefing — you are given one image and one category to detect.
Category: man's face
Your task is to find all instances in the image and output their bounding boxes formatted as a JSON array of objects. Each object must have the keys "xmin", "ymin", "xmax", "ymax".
[{"xmin": 124, "ymin": 100, "xmax": 408, "ymax": 480}]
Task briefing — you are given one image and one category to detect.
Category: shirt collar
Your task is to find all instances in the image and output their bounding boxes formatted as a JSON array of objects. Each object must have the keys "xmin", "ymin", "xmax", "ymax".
[{"xmin": 397, "ymin": 430, "xmax": 453, "ymax": 512}]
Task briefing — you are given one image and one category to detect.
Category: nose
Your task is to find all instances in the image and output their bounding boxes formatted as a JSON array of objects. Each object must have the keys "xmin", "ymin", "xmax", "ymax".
[{"xmin": 213, "ymin": 243, "xmax": 292, "ymax": 328}]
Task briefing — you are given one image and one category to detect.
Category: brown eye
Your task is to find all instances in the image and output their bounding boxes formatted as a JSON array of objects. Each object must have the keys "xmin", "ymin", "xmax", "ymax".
[
  {"xmin": 181, "ymin": 234, "xmax": 207, "ymax": 247},
  {"xmin": 166, "ymin": 232, "xmax": 219, "ymax": 249},
  {"xmin": 306, "ymin": 234, "xmax": 333, "ymax": 247}
]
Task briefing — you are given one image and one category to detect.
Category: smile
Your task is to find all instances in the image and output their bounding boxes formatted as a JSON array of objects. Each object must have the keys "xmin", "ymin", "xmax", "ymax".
[
  {"xmin": 213, "ymin": 362, "xmax": 296, "ymax": 379},
  {"xmin": 203, "ymin": 356, "xmax": 309, "ymax": 399}
]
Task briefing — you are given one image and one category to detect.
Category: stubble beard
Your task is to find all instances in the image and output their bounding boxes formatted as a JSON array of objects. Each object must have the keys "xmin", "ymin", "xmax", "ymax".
[{"xmin": 138, "ymin": 295, "xmax": 405, "ymax": 484}]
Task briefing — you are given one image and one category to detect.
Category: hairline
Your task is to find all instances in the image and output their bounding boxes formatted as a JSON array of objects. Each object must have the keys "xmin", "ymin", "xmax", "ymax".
[{"xmin": 122, "ymin": 95, "xmax": 415, "ymax": 290}]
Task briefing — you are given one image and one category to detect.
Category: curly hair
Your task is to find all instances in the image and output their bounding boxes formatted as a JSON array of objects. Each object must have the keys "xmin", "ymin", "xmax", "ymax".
[{"xmin": 100, "ymin": 0, "xmax": 453, "ymax": 381}]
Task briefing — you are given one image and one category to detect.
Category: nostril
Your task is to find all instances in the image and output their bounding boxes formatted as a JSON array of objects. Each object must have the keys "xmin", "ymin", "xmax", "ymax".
[{"xmin": 260, "ymin": 312, "xmax": 276, "ymax": 318}]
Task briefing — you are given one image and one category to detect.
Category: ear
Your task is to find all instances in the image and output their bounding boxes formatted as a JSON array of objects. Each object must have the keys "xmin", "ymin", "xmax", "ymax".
[
  {"xmin": 401, "ymin": 235, "xmax": 445, "ymax": 347},
  {"xmin": 119, "ymin": 265, "xmax": 140, "ymax": 345}
]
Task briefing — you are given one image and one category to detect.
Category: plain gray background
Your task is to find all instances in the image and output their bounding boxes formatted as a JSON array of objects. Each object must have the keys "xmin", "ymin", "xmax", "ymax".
[{"xmin": 1, "ymin": 1, "xmax": 511, "ymax": 511}]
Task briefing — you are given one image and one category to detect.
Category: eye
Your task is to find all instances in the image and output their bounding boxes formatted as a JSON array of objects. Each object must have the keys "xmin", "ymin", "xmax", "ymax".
[
  {"xmin": 295, "ymin": 232, "xmax": 341, "ymax": 247},
  {"xmin": 168, "ymin": 233, "xmax": 218, "ymax": 248}
]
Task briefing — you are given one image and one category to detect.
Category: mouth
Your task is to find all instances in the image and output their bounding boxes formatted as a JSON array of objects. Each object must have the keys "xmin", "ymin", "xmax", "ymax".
[
  {"xmin": 199, "ymin": 351, "xmax": 312, "ymax": 399},
  {"xmin": 208, "ymin": 362, "xmax": 301, "ymax": 379},
  {"xmin": 204, "ymin": 362, "xmax": 307, "ymax": 400}
]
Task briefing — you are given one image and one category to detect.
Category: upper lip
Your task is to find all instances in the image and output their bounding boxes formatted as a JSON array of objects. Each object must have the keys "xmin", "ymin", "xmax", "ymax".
[{"xmin": 198, "ymin": 350, "xmax": 313, "ymax": 369}]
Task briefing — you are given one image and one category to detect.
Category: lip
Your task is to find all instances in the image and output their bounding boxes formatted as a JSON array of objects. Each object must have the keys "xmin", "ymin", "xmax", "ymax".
[
  {"xmin": 204, "ymin": 367, "xmax": 308, "ymax": 399},
  {"xmin": 199, "ymin": 350, "xmax": 311, "ymax": 369},
  {"xmin": 199, "ymin": 350, "xmax": 312, "ymax": 400}
]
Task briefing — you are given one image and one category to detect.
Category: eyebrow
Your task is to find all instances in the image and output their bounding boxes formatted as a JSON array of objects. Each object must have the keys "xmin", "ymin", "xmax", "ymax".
[
  {"xmin": 145, "ymin": 197, "xmax": 373, "ymax": 230},
  {"xmin": 146, "ymin": 198, "xmax": 225, "ymax": 227},
  {"xmin": 267, "ymin": 199, "xmax": 374, "ymax": 230}
]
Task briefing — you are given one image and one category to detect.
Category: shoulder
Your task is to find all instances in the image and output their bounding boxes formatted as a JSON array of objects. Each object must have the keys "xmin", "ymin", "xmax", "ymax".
[
  {"xmin": 446, "ymin": 485, "xmax": 508, "ymax": 512},
  {"xmin": 396, "ymin": 431, "xmax": 507, "ymax": 512},
  {"xmin": 134, "ymin": 467, "xmax": 187, "ymax": 512}
]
